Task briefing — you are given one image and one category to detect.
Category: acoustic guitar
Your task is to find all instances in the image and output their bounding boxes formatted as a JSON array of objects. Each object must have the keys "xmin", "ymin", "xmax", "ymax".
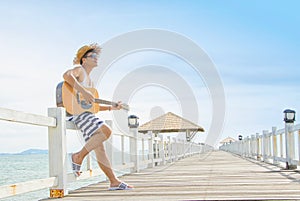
[{"xmin": 56, "ymin": 81, "xmax": 129, "ymax": 115}]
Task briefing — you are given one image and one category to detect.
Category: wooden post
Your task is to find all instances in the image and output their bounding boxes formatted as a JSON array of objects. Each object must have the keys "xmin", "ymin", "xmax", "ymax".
[
  {"xmin": 183, "ymin": 139, "xmax": 186, "ymax": 158},
  {"xmin": 86, "ymin": 154, "xmax": 92, "ymax": 173},
  {"xmin": 129, "ymin": 127, "xmax": 139, "ymax": 172},
  {"xmin": 239, "ymin": 139, "xmax": 243, "ymax": 156},
  {"xmin": 251, "ymin": 135, "xmax": 255, "ymax": 159},
  {"xmin": 267, "ymin": 131, "xmax": 270, "ymax": 159},
  {"xmin": 154, "ymin": 135, "xmax": 158, "ymax": 165},
  {"xmin": 142, "ymin": 136, "xmax": 145, "ymax": 161},
  {"xmin": 256, "ymin": 133, "xmax": 261, "ymax": 161},
  {"xmin": 173, "ymin": 137, "xmax": 178, "ymax": 161},
  {"xmin": 285, "ymin": 123, "xmax": 296, "ymax": 169},
  {"xmin": 121, "ymin": 134, "xmax": 125, "ymax": 165},
  {"xmin": 279, "ymin": 132, "xmax": 284, "ymax": 158},
  {"xmin": 167, "ymin": 136, "xmax": 171, "ymax": 162},
  {"xmin": 159, "ymin": 135, "xmax": 165, "ymax": 165},
  {"xmin": 298, "ymin": 130, "xmax": 300, "ymax": 164},
  {"xmin": 188, "ymin": 141, "xmax": 192, "ymax": 156},
  {"xmin": 272, "ymin": 127, "xmax": 277, "ymax": 164},
  {"xmin": 105, "ymin": 120, "xmax": 113, "ymax": 167},
  {"xmin": 262, "ymin": 130, "xmax": 268, "ymax": 162},
  {"xmin": 246, "ymin": 136, "xmax": 250, "ymax": 157},
  {"xmin": 48, "ymin": 107, "xmax": 67, "ymax": 198},
  {"xmin": 147, "ymin": 131, "xmax": 154, "ymax": 168},
  {"xmin": 288, "ymin": 125, "xmax": 296, "ymax": 168}
]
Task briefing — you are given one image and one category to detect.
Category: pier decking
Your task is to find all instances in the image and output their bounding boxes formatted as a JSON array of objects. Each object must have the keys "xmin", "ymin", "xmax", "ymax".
[{"xmin": 42, "ymin": 151, "xmax": 300, "ymax": 200}]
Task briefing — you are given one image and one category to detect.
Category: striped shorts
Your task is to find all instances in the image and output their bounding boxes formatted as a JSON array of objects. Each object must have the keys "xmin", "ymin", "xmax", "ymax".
[{"xmin": 71, "ymin": 112, "xmax": 104, "ymax": 142}]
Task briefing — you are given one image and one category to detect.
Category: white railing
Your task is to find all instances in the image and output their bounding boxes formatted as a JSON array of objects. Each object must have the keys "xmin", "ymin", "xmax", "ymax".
[
  {"xmin": 220, "ymin": 122, "xmax": 300, "ymax": 170},
  {"xmin": 0, "ymin": 107, "xmax": 212, "ymax": 199}
]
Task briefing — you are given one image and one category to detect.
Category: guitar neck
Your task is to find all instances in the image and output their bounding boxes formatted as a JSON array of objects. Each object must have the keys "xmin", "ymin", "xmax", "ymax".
[
  {"xmin": 95, "ymin": 99, "xmax": 130, "ymax": 111},
  {"xmin": 95, "ymin": 99, "xmax": 117, "ymax": 106}
]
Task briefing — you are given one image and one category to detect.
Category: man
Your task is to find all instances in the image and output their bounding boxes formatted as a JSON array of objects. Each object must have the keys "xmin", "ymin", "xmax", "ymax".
[{"xmin": 63, "ymin": 43, "xmax": 133, "ymax": 190}]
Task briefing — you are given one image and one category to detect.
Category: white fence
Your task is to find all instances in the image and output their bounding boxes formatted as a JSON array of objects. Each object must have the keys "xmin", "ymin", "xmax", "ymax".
[
  {"xmin": 220, "ymin": 122, "xmax": 300, "ymax": 170},
  {"xmin": 0, "ymin": 107, "xmax": 212, "ymax": 199}
]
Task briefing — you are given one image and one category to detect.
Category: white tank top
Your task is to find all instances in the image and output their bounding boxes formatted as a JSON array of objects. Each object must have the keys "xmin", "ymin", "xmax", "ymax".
[
  {"xmin": 80, "ymin": 67, "xmax": 93, "ymax": 88},
  {"xmin": 66, "ymin": 67, "xmax": 93, "ymax": 119}
]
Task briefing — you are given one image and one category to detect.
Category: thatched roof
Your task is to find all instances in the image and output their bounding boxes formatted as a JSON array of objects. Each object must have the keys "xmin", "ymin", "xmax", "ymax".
[
  {"xmin": 138, "ymin": 112, "xmax": 205, "ymax": 133},
  {"xmin": 220, "ymin": 137, "xmax": 236, "ymax": 144}
]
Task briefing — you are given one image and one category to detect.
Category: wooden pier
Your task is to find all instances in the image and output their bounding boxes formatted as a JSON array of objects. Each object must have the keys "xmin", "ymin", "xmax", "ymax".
[
  {"xmin": 1, "ymin": 107, "xmax": 300, "ymax": 200},
  {"xmin": 42, "ymin": 150, "xmax": 300, "ymax": 200}
]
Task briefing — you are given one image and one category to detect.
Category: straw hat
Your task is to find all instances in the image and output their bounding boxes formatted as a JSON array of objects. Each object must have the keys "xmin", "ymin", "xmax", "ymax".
[{"xmin": 73, "ymin": 43, "xmax": 101, "ymax": 65}]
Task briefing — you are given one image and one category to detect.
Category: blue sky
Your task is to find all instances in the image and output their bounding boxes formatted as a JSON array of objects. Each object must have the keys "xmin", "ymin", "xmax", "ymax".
[{"xmin": 0, "ymin": 0, "xmax": 299, "ymax": 152}]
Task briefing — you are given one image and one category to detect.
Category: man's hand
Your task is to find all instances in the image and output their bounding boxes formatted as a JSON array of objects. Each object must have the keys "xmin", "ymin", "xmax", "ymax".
[
  {"xmin": 82, "ymin": 89, "xmax": 95, "ymax": 104},
  {"xmin": 112, "ymin": 101, "xmax": 123, "ymax": 110}
]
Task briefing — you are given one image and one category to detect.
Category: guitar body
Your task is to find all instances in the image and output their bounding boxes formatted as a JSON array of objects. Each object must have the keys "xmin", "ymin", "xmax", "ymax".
[{"xmin": 56, "ymin": 82, "xmax": 100, "ymax": 115}]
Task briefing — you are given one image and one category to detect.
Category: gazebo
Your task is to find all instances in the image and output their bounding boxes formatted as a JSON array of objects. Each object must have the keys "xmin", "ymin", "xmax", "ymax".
[
  {"xmin": 219, "ymin": 137, "xmax": 236, "ymax": 146},
  {"xmin": 138, "ymin": 112, "xmax": 204, "ymax": 141}
]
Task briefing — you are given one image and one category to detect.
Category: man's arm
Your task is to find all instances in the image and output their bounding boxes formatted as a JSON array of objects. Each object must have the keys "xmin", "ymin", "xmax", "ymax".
[
  {"xmin": 99, "ymin": 101, "xmax": 122, "ymax": 111},
  {"xmin": 63, "ymin": 67, "xmax": 95, "ymax": 104},
  {"xmin": 99, "ymin": 105, "xmax": 112, "ymax": 111}
]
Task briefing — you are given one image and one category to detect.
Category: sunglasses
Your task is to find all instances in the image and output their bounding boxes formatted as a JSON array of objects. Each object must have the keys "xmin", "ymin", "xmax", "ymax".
[{"xmin": 85, "ymin": 53, "xmax": 98, "ymax": 59}]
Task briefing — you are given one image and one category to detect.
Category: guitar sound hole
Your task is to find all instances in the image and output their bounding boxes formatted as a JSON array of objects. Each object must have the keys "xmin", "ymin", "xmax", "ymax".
[{"xmin": 80, "ymin": 101, "xmax": 92, "ymax": 109}]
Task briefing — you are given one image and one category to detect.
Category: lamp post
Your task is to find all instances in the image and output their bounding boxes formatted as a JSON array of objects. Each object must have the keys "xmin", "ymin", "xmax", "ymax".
[
  {"xmin": 283, "ymin": 109, "xmax": 296, "ymax": 169},
  {"xmin": 283, "ymin": 109, "xmax": 295, "ymax": 123},
  {"xmin": 128, "ymin": 115, "xmax": 139, "ymax": 172},
  {"xmin": 128, "ymin": 115, "xmax": 139, "ymax": 128},
  {"xmin": 237, "ymin": 134, "xmax": 243, "ymax": 156}
]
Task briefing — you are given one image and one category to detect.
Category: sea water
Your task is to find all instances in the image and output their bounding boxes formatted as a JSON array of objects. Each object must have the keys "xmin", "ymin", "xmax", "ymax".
[{"xmin": 0, "ymin": 151, "xmax": 133, "ymax": 201}]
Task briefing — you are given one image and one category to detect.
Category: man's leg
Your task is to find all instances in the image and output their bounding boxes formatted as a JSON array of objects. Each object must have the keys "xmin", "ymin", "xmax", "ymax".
[
  {"xmin": 72, "ymin": 125, "xmax": 133, "ymax": 188},
  {"xmin": 72, "ymin": 125, "xmax": 111, "ymax": 175},
  {"xmin": 94, "ymin": 144, "xmax": 120, "ymax": 186},
  {"xmin": 94, "ymin": 141, "xmax": 133, "ymax": 188}
]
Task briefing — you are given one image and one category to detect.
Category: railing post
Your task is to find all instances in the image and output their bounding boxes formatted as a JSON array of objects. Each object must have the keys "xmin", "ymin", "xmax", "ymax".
[
  {"xmin": 159, "ymin": 135, "xmax": 166, "ymax": 165},
  {"xmin": 267, "ymin": 131, "xmax": 271, "ymax": 159},
  {"xmin": 86, "ymin": 154, "xmax": 93, "ymax": 175},
  {"xmin": 298, "ymin": 130, "xmax": 300, "ymax": 164},
  {"xmin": 48, "ymin": 107, "xmax": 67, "ymax": 198},
  {"xmin": 244, "ymin": 138, "xmax": 247, "ymax": 157},
  {"xmin": 238, "ymin": 139, "xmax": 242, "ymax": 156},
  {"xmin": 182, "ymin": 140, "xmax": 185, "ymax": 156},
  {"xmin": 279, "ymin": 132, "xmax": 284, "ymax": 158},
  {"xmin": 256, "ymin": 133, "xmax": 261, "ymax": 161},
  {"xmin": 154, "ymin": 135, "xmax": 158, "ymax": 165},
  {"xmin": 241, "ymin": 138, "xmax": 245, "ymax": 156},
  {"xmin": 248, "ymin": 136, "xmax": 251, "ymax": 157},
  {"xmin": 181, "ymin": 139, "xmax": 185, "ymax": 158},
  {"xmin": 285, "ymin": 122, "xmax": 296, "ymax": 169},
  {"xmin": 129, "ymin": 126, "xmax": 139, "ymax": 172},
  {"xmin": 147, "ymin": 131, "xmax": 154, "ymax": 168},
  {"xmin": 189, "ymin": 142, "xmax": 192, "ymax": 156},
  {"xmin": 167, "ymin": 136, "xmax": 172, "ymax": 163},
  {"xmin": 105, "ymin": 120, "xmax": 113, "ymax": 166},
  {"xmin": 173, "ymin": 137, "xmax": 178, "ymax": 161},
  {"xmin": 121, "ymin": 134, "xmax": 125, "ymax": 165},
  {"xmin": 241, "ymin": 138, "xmax": 244, "ymax": 156},
  {"xmin": 262, "ymin": 130, "xmax": 268, "ymax": 162},
  {"xmin": 251, "ymin": 135, "xmax": 255, "ymax": 159},
  {"xmin": 272, "ymin": 127, "xmax": 277, "ymax": 164},
  {"xmin": 142, "ymin": 135, "xmax": 145, "ymax": 161}
]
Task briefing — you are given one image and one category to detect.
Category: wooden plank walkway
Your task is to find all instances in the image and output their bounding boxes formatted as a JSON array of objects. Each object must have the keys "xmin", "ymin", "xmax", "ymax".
[{"xmin": 42, "ymin": 151, "xmax": 300, "ymax": 200}]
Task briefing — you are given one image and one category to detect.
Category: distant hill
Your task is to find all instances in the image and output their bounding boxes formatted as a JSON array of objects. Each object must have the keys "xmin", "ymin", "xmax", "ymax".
[
  {"xmin": 19, "ymin": 149, "xmax": 48, "ymax": 155},
  {"xmin": 0, "ymin": 149, "xmax": 48, "ymax": 155}
]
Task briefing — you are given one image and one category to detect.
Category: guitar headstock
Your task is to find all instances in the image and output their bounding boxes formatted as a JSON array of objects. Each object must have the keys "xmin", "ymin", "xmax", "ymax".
[
  {"xmin": 112, "ymin": 103, "xmax": 130, "ymax": 111},
  {"xmin": 121, "ymin": 103, "xmax": 130, "ymax": 111}
]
